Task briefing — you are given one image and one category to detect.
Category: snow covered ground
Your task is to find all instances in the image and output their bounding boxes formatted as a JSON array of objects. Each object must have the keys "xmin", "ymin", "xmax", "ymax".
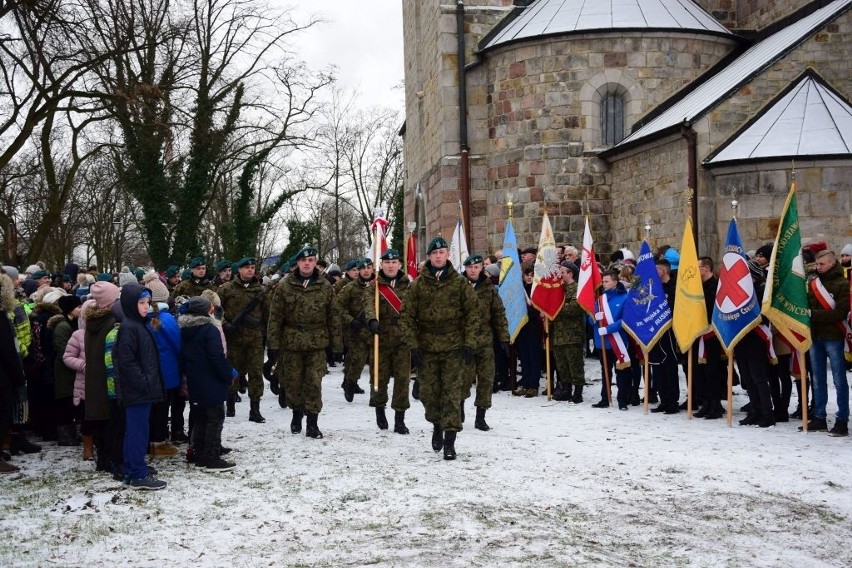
[{"xmin": 2, "ymin": 360, "xmax": 851, "ymax": 567}]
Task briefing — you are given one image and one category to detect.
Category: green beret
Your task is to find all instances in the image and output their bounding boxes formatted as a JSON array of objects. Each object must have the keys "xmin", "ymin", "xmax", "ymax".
[
  {"xmin": 165, "ymin": 265, "xmax": 180, "ymax": 278},
  {"xmin": 343, "ymin": 259, "xmax": 358, "ymax": 271},
  {"xmin": 463, "ymin": 254, "xmax": 484, "ymax": 266},
  {"xmin": 31, "ymin": 270, "xmax": 49, "ymax": 280},
  {"xmin": 231, "ymin": 262, "xmax": 240, "ymax": 273},
  {"xmin": 295, "ymin": 247, "xmax": 318, "ymax": 260},
  {"xmin": 133, "ymin": 268, "xmax": 145, "ymax": 280},
  {"xmin": 235, "ymin": 257, "xmax": 256, "ymax": 269},
  {"xmin": 215, "ymin": 260, "xmax": 232, "ymax": 273},
  {"xmin": 426, "ymin": 237, "xmax": 449, "ymax": 254},
  {"xmin": 62, "ymin": 274, "xmax": 72, "ymax": 282},
  {"xmin": 188, "ymin": 256, "xmax": 206, "ymax": 268},
  {"xmin": 181, "ymin": 268, "xmax": 191, "ymax": 281},
  {"xmin": 380, "ymin": 249, "xmax": 401, "ymax": 261},
  {"xmin": 357, "ymin": 257, "xmax": 374, "ymax": 269},
  {"xmin": 96, "ymin": 273, "xmax": 113, "ymax": 282}
]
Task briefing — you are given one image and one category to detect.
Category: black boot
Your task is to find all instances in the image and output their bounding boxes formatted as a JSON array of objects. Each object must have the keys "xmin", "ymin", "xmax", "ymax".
[
  {"xmin": 278, "ymin": 388, "xmax": 287, "ymax": 409},
  {"xmin": 226, "ymin": 393, "xmax": 236, "ymax": 418},
  {"xmin": 248, "ymin": 400, "xmax": 266, "ymax": 423},
  {"xmin": 353, "ymin": 383, "xmax": 365, "ymax": 394},
  {"xmin": 459, "ymin": 401, "xmax": 465, "ymax": 423},
  {"xmin": 238, "ymin": 374, "xmax": 248, "ymax": 394},
  {"xmin": 431, "ymin": 423, "xmax": 443, "ymax": 451},
  {"xmin": 268, "ymin": 378, "xmax": 280, "ymax": 396},
  {"xmin": 10, "ymin": 432, "xmax": 41, "ymax": 455},
  {"xmin": 290, "ymin": 409, "xmax": 303, "ymax": 434},
  {"xmin": 375, "ymin": 407, "xmax": 388, "ymax": 430},
  {"xmin": 343, "ymin": 380, "xmax": 355, "ymax": 403},
  {"xmin": 305, "ymin": 413, "xmax": 323, "ymax": 439},
  {"xmin": 474, "ymin": 407, "xmax": 490, "ymax": 431},
  {"xmin": 393, "ymin": 411, "xmax": 409, "ymax": 435},
  {"xmin": 443, "ymin": 431, "xmax": 457, "ymax": 461},
  {"xmin": 572, "ymin": 384, "xmax": 584, "ymax": 404},
  {"xmin": 411, "ymin": 378, "xmax": 420, "ymax": 400}
]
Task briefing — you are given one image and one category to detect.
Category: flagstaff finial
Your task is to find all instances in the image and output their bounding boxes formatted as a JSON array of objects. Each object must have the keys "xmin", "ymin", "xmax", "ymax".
[
  {"xmin": 407, "ymin": 221, "xmax": 416, "ymax": 234},
  {"xmin": 506, "ymin": 189, "xmax": 515, "ymax": 219},
  {"xmin": 791, "ymin": 159, "xmax": 797, "ymax": 181},
  {"xmin": 644, "ymin": 215, "xmax": 651, "ymax": 241},
  {"xmin": 731, "ymin": 187, "xmax": 739, "ymax": 218}
]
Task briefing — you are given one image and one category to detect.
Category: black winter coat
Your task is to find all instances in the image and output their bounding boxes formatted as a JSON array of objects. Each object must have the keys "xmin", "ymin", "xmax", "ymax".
[
  {"xmin": 114, "ymin": 283, "xmax": 164, "ymax": 406},
  {"xmin": 179, "ymin": 314, "xmax": 232, "ymax": 406}
]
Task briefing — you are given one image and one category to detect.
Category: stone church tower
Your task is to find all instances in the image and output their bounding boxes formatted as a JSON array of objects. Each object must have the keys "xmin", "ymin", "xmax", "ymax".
[{"xmin": 401, "ymin": 0, "xmax": 852, "ymax": 258}]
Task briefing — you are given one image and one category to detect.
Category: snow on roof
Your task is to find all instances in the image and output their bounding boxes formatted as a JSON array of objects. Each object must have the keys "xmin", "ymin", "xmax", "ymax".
[
  {"xmin": 705, "ymin": 72, "xmax": 852, "ymax": 166},
  {"xmin": 612, "ymin": 0, "xmax": 852, "ymax": 152},
  {"xmin": 482, "ymin": 0, "xmax": 732, "ymax": 51}
]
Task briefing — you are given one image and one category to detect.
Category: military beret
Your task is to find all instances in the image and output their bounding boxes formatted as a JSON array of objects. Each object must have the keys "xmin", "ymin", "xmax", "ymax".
[
  {"xmin": 343, "ymin": 259, "xmax": 358, "ymax": 271},
  {"xmin": 31, "ymin": 270, "xmax": 49, "ymax": 280},
  {"xmin": 426, "ymin": 237, "xmax": 449, "ymax": 254},
  {"xmin": 62, "ymin": 274, "xmax": 72, "ymax": 282},
  {"xmin": 96, "ymin": 272, "xmax": 113, "ymax": 282},
  {"xmin": 235, "ymin": 257, "xmax": 256, "ymax": 269},
  {"xmin": 463, "ymin": 254, "xmax": 484, "ymax": 266},
  {"xmin": 133, "ymin": 268, "xmax": 145, "ymax": 281},
  {"xmin": 357, "ymin": 257, "xmax": 374, "ymax": 269},
  {"xmin": 188, "ymin": 256, "xmax": 206, "ymax": 268},
  {"xmin": 165, "ymin": 265, "xmax": 180, "ymax": 278},
  {"xmin": 215, "ymin": 260, "xmax": 232, "ymax": 273},
  {"xmin": 380, "ymin": 249, "xmax": 401, "ymax": 261},
  {"xmin": 295, "ymin": 247, "xmax": 318, "ymax": 260},
  {"xmin": 181, "ymin": 268, "xmax": 191, "ymax": 281}
]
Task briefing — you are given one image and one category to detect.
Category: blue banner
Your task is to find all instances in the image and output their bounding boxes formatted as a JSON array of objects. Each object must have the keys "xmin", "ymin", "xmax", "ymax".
[
  {"xmin": 711, "ymin": 218, "xmax": 761, "ymax": 353},
  {"xmin": 498, "ymin": 219, "xmax": 529, "ymax": 343},
  {"xmin": 621, "ymin": 240, "xmax": 672, "ymax": 351}
]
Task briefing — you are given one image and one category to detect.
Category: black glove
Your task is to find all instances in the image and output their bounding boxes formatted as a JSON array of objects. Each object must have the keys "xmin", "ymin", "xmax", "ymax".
[
  {"xmin": 349, "ymin": 319, "xmax": 364, "ymax": 334},
  {"xmin": 410, "ymin": 348, "xmax": 423, "ymax": 369},
  {"xmin": 462, "ymin": 346, "xmax": 475, "ymax": 365},
  {"xmin": 267, "ymin": 349, "xmax": 279, "ymax": 363},
  {"xmin": 367, "ymin": 319, "xmax": 381, "ymax": 335},
  {"xmin": 500, "ymin": 342, "xmax": 510, "ymax": 357},
  {"xmin": 262, "ymin": 359, "xmax": 275, "ymax": 381}
]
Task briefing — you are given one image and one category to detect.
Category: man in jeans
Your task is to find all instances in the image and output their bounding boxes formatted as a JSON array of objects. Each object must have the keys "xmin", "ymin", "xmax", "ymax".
[{"xmin": 805, "ymin": 250, "xmax": 850, "ymax": 436}]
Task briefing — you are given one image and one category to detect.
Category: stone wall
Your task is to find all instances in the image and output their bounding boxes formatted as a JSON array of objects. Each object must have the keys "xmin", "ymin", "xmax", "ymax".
[
  {"xmin": 479, "ymin": 32, "xmax": 737, "ymax": 252},
  {"xmin": 734, "ymin": 0, "xmax": 814, "ymax": 31}
]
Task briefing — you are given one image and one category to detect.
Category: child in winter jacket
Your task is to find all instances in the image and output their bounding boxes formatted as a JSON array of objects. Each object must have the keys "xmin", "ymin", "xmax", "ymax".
[{"xmin": 178, "ymin": 296, "xmax": 235, "ymax": 472}]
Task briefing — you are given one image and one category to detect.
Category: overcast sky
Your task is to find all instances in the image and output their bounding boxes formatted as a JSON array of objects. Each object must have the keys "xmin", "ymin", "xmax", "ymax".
[{"xmin": 281, "ymin": 1, "xmax": 405, "ymax": 112}]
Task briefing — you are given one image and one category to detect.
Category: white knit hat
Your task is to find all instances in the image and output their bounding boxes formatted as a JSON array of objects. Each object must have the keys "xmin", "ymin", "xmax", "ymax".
[{"xmin": 841, "ymin": 243, "xmax": 852, "ymax": 257}]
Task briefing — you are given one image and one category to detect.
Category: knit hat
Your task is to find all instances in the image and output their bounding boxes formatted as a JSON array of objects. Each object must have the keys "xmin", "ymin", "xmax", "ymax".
[
  {"xmin": 89, "ymin": 281, "xmax": 120, "ymax": 308},
  {"xmin": 2, "ymin": 265, "xmax": 18, "ymax": 281},
  {"xmin": 327, "ymin": 263, "xmax": 341, "ymax": 273},
  {"xmin": 620, "ymin": 248, "xmax": 635, "ymax": 262},
  {"xmin": 200, "ymin": 289, "xmax": 221, "ymax": 307},
  {"xmin": 484, "ymin": 264, "xmax": 501, "ymax": 278},
  {"xmin": 755, "ymin": 244, "xmax": 773, "ymax": 260},
  {"xmin": 841, "ymin": 244, "xmax": 852, "ymax": 257},
  {"xmin": 142, "ymin": 270, "xmax": 169, "ymax": 303},
  {"xmin": 663, "ymin": 247, "xmax": 680, "ymax": 271},
  {"xmin": 25, "ymin": 264, "xmax": 40, "ymax": 276},
  {"xmin": 118, "ymin": 267, "xmax": 136, "ymax": 288},
  {"xmin": 179, "ymin": 295, "xmax": 212, "ymax": 316},
  {"xmin": 58, "ymin": 294, "xmax": 82, "ymax": 315},
  {"xmin": 41, "ymin": 288, "xmax": 66, "ymax": 305},
  {"xmin": 426, "ymin": 237, "xmax": 449, "ymax": 254}
]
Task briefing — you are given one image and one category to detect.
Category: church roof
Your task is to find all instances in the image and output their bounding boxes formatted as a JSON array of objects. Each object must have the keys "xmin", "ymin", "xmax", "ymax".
[
  {"xmin": 608, "ymin": 0, "xmax": 852, "ymax": 155},
  {"xmin": 705, "ymin": 71, "xmax": 852, "ymax": 166},
  {"xmin": 482, "ymin": 0, "xmax": 732, "ymax": 51}
]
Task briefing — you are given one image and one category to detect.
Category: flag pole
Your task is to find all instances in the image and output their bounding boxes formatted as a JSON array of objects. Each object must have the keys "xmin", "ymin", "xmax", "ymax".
[
  {"xmin": 799, "ymin": 350, "xmax": 808, "ymax": 432},
  {"xmin": 687, "ymin": 345, "xmax": 694, "ymax": 420},
  {"xmin": 643, "ymin": 351, "xmax": 650, "ymax": 413},
  {"xmin": 373, "ymin": 219, "xmax": 380, "ymax": 393},
  {"xmin": 545, "ymin": 319, "xmax": 552, "ymax": 401},
  {"xmin": 726, "ymin": 357, "xmax": 734, "ymax": 427}
]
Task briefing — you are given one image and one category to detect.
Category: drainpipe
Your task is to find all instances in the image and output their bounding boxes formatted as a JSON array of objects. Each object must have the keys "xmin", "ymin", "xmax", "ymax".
[
  {"xmin": 681, "ymin": 124, "xmax": 699, "ymax": 245},
  {"xmin": 457, "ymin": 0, "xmax": 472, "ymax": 249}
]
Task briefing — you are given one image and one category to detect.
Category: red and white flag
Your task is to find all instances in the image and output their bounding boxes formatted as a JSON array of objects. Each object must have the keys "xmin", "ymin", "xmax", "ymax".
[
  {"xmin": 530, "ymin": 212, "xmax": 565, "ymax": 320},
  {"xmin": 577, "ymin": 216, "xmax": 602, "ymax": 316},
  {"xmin": 404, "ymin": 232, "xmax": 418, "ymax": 280},
  {"xmin": 366, "ymin": 214, "xmax": 389, "ymax": 261}
]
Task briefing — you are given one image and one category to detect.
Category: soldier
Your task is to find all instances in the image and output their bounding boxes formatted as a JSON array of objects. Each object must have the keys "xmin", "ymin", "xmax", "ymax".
[
  {"xmin": 212, "ymin": 260, "xmax": 233, "ymax": 289},
  {"xmin": 362, "ymin": 249, "xmax": 410, "ymax": 433},
  {"xmin": 460, "ymin": 254, "xmax": 508, "ymax": 431},
  {"xmin": 171, "ymin": 257, "xmax": 212, "ymax": 299},
  {"xmin": 399, "ymin": 237, "xmax": 478, "ymax": 460},
  {"xmin": 219, "ymin": 257, "xmax": 269, "ymax": 422},
  {"xmin": 334, "ymin": 259, "xmax": 359, "ymax": 294},
  {"xmin": 550, "ymin": 262, "xmax": 586, "ymax": 403},
  {"xmin": 266, "ymin": 247, "xmax": 341, "ymax": 439},
  {"xmin": 338, "ymin": 258, "xmax": 374, "ymax": 398}
]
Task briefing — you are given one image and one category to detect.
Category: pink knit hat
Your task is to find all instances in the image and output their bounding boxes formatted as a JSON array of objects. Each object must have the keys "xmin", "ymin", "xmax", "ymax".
[{"xmin": 89, "ymin": 281, "xmax": 120, "ymax": 308}]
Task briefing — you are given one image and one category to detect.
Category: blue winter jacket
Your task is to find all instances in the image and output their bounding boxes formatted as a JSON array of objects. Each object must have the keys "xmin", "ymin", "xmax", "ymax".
[
  {"xmin": 114, "ymin": 283, "xmax": 165, "ymax": 406},
  {"xmin": 148, "ymin": 303, "xmax": 181, "ymax": 390},
  {"xmin": 586, "ymin": 283, "xmax": 629, "ymax": 350},
  {"xmin": 178, "ymin": 313, "xmax": 232, "ymax": 406}
]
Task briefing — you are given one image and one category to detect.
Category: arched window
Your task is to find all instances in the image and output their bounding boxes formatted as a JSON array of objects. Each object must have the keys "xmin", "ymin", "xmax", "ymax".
[{"xmin": 600, "ymin": 93, "xmax": 624, "ymax": 146}]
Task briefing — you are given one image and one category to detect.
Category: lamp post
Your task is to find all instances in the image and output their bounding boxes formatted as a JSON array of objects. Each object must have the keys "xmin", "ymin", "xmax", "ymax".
[{"xmin": 112, "ymin": 220, "xmax": 121, "ymax": 272}]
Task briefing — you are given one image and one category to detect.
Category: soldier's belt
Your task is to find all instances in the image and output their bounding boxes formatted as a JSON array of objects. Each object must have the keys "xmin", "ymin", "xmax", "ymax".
[
  {"xmin": 288, "ymin": 322, "xmax": 326, "ymax": 332},
  {"xmin": 419, "ymin": 321, "xmax": 462, "ymax": 333}
]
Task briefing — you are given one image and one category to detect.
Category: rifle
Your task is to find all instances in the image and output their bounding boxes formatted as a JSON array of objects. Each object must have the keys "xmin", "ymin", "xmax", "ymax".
[{"xmin": 229, "ymin": 290, "xmax": 266, "ymax": 330}]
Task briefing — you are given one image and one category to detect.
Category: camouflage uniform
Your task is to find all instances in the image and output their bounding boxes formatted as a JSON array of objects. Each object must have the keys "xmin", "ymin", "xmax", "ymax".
[
  {"xmin": 171, "ymin": 277, "xmax": 212, "ymax": 299},
  {"xmin": 399, "ymin": 262, "xmax": 478, "ymax": 432},
  {"xmin": 363, "ymin": 271, "xmax": 411, "ymax": 410},
  {"xmin": 462, "ymin": 274, "xmax": 508, "ymax": 409},
  {"xmin": 551, "ymin": 281, "xmax": 585, "ymax": 387},
  {"xmin": 333, "ymin": 275, "xmax": 354, "ymax": 295},
  {"xmin": 337, "ymin": 276, "xmax": 373, "ymax": 387},
  {"xmin": 219, "ymin": 276, "xmax": 269, "ymax": 401},
  {"xmin": 267, "ymin": 269, "xmax": 341, "ymax": 414}
]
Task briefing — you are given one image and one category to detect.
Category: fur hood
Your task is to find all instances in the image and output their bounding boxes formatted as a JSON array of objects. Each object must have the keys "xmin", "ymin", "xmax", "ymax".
[
  {"xmin": 46, "ymin": 313, "xmax": 67, "ymax": 330},
  {"xmin": 84, "ymin": 303, "xmax": 114, "ymax": 322},
  {"xmin": 178, "ymin": 313, "xmax": 214, "ymax": 329},
  {"xmin": 0, "ymin": 273, "xmax": 16, "ymax": 313},
  {"xmin": 32, "ymin": 302, "xmax": 62, "ymax": 318}
]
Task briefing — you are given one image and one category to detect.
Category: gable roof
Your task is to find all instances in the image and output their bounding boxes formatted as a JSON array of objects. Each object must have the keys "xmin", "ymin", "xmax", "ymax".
[
  {"xmin": 605, "ymin": 0, "xmax": 852, "ymax": 156},
  {"xmin": 481, "ymin": 0, "xmax": 732, "ymax": 52},
  {"xmin": 705, "ymin": 71, "xmax": 852, "ymax": 166}
]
